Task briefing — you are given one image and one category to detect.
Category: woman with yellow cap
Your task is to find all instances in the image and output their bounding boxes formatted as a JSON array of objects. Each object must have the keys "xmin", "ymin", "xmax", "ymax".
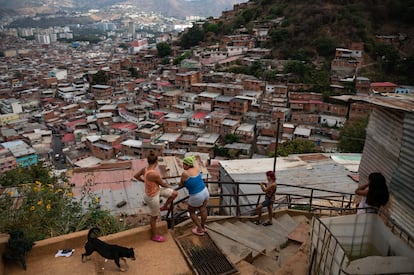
[{"xmin": 179, "ymin": 155, "xmax": 209, "ymax": 236}]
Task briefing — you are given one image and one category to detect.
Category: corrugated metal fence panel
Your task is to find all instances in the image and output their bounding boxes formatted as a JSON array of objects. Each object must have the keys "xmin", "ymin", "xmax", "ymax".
[
  {"xmin": 360, "ymin": 107, "xmax": 414, "ymax": 239},
  {"xmin": 359, "ymin": 108, "xmax": 402, "ymax": 186},
  {"xmin": 389, "ymin": 112, "xmax": 414, "ymax": 238},
  {"xmin": 388, "ymin": 198, "xmax": 414, "ymax": 241}
]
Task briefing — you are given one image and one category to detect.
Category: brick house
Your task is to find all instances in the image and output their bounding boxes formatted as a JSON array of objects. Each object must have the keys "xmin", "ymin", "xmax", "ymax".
[
  {"xmin": 220, "ymin": 119, "xmax": 240, "ymax": 138},
  {"xmin": 214, "ymin": 95, "xmax": 233, "ymax": 113},
  {"xmin": 159, "ymin": 89, "xmax": 183, "ymax": 110},
  {"xmin": 370, "ymin": 82, "xmax": 398, "ymax": 94},
  {"xmin": 189, "ymin": 111, "xmax": 209, "ymax": 129},
  {"xmin": 85, "ymin": 135, "xmax": 122, "ymax": 160},
  {"xmin": 91, "ymin": 84, "xmax": 114, "ymax": 100},
  {"xmin": 234, "ymin": 123, "xmax": 255, "ymax": 143},
  {"xmin": 196, "ymin": 133, "xmax": 220, "ymax": 156},
  {"xmin": 204, "ymin": 111, "xmax": 226, "ymax": 133},
  {"xmin": 0, "ymin": 147, "xmax": 18, "ymax": 173},
  {"xmin": 355, "ymin": 77, "xmax": 371, "ymax": 94},
  {"xmin": 134, "ymin": 121, "xmax": 162, "ymax": 140},
  {"xmin": 163, "ymin": 117, "xmax": 187, "ymax": 133},
  {"xmin": 175, "ymin": 71, "xmax": 202, "ymax": 92},
  {"xmin": 290, "ymin": 113, "xmax": 320, "ymax": 125},
  {"xmin": 195, "ymin": 92, "xmax": 220, "ymax": 111},
  {"xmin": 229, "ymin": 98, "xmax": 248, "ymax": 116}
]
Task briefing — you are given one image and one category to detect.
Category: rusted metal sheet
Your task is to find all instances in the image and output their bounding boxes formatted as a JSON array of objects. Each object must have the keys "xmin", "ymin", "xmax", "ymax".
[{"xmin": 332, "ymin": 95, "xmax": 414, "ymax": 112}]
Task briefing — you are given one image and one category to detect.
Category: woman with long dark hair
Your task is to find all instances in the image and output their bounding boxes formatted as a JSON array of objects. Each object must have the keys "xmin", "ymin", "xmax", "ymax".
[{"xmin": 355, "ymin": 172, "xmax": 389, "ymax": 214}]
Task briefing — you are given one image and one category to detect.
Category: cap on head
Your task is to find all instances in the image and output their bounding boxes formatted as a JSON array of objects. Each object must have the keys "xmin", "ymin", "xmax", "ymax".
[{"xmin": 183, "ymin": 155, "xmax": 195, "ymax": 167}]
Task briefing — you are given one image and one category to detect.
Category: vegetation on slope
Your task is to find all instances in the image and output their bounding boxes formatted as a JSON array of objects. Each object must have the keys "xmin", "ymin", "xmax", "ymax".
[{"xmin": 179, "ymin": 0, "xmax": 414, "ymax": 84}]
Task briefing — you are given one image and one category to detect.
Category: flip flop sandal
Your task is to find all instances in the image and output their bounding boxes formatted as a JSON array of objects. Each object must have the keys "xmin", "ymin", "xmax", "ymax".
[
  {"xmin": 151, "ymin": 235, "xmax": 166, "ymax": 242},
  {"xmin": 191, "ymin": 227, "xmax": 205, "ymax": 236},
  {"xmin": 263, "ymin": 221, "xmax": 273, "ymax": 226},
  {"xmin": 252, "ymin": 220, "xmax": 261, "ymax": 225}
]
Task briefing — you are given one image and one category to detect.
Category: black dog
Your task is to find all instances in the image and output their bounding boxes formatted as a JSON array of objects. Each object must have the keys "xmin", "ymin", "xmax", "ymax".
[
  {"xmin": 81, "ymin": 227, "xmax": 136, "ymax": 271},
  {"xmin": 2, "ymin": 230, "xmax": 34, "ymax": 270}
]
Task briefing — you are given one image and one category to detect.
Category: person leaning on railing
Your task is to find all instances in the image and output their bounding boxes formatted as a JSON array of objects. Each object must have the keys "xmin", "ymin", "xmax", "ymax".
[
  {"xmin": 179, "ymin": 155, "xmax": 210, "ymax": 236},
  {"xmin": 134, "ymin": 151, "xmax": 178, "ymax": 242},
  {"xmin": 355, "ymin": 172, "xmax": 389, "ymax": 214},
  {"xmin": 253, "ymin": 171, "xmax": 277, "ymax": 226}
]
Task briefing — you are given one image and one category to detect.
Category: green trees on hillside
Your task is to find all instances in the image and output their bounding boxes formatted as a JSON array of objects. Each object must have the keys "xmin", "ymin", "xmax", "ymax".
[
  {"xmin": 91, "ymin": 70, "xmax": 109, "ymax": 85},
  {"xmin": 203, "ymin": 22, "xmax": 219, "ymax": 34},
  {"xmin": 0, "ymin": 165, "xmax": 127, "ymax": 242},
  {"xmin": 275, "ymin": 139, "xmax": 320, "ymax": 157},
  {"xmin": 315, "ymin": 38, "xmax": 337, "ymax": 58},
  {"xmin": 179, "ymin": 25, "xmax": 205, "ymax": 49},
  {"xmin": 338, "ymin": 117, "xmax": 368, "ymax": 153},
  {"xmin": 156, "ymin": 42, "xmax": 172, "ymax": 58},
  {"xmin": 176, "ymin": 0, "xmax": 414, "ymax": 85}
]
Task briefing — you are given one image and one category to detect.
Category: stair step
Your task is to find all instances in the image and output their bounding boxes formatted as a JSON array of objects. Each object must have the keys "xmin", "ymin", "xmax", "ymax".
[
  {"xmin": 252, "ymin": 253, "xmax": 281, "ymax": 274},
  {"xmin": 254, "ymin": 219, "xmax": 290, "ymax": 237},
  {"xmin": 277, "ymin": 241, "xmax": 302, "ymax": 267},
  {"xmin": 222, "ymin": 221, "xmax": 274, "ymax": 253},
  {"xmin": 291, "ymin": 215, "xmax": 310, "ymax": 224},
  {"xmin": 277, "ymin": 213, "xmax": 299, "ymax": 233},
  {"xmin": 206, "ymin": 222, "xmax": 265, "ymax": 258},
  {"xmin": 239, "ymin": 221, "xmax": 288, "ymax": 251},
  {"xmin": 207, "ymin": 229, "xmax": 253, "ymax": 264}
]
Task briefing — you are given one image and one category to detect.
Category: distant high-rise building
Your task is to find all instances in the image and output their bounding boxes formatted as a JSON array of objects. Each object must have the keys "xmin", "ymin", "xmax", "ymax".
[
  {"xmin": 128, "ymin": 22, "xmax": 136, "ymax": 39},
  {"xmin": 35, "ymin": 34, "xmax": 51, "ymax": 45}
]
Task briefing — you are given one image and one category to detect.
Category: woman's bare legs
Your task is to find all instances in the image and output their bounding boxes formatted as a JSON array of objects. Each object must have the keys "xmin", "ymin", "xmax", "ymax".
[
  {"xmin": 267, "ymin": 205, "xmax": 273, "ymax": 224},
  {"xmin": 199, "ymin": 199, "xmax": 208, "ymax": 232},
  {"xmin": 150, "ymin": 215, "xmax": 158, "ymax": 238},
  {"xmin": 256, "ymin": 203, "xmax": 263, "ymax": 223},
  {"xmin": 188, "ymin": 205, "xmax": 203, "ymax": 233}
]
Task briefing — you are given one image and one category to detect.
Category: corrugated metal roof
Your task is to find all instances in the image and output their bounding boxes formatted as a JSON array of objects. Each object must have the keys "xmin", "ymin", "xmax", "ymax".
[
  {"xmin": 220, "ymin": 153, "xmax": 360, "ymax": 195},
  {"xmin": 69, "ymin": 156, "xmax": 210, "ymax": 216},
  {"xmin": 332, "ymin": 95, "xmax": 414, "ymax": 112},
  {"xmin": 219, "ymin": 154, "xmax": 360, "ymax": 216}
]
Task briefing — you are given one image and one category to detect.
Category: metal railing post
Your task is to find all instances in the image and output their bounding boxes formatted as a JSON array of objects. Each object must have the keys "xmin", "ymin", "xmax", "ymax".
[
  {"xmin": 309, "ymin": 189, "xmax": 314, "ymax": 212},
  {"xmin": 236, "ymin": 182, "xmax": 240, "ymax": 216}
]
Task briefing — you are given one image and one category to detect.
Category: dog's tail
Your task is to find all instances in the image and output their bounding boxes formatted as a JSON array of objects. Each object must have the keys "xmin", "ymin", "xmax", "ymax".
[{"xmin": 87, "ymin": 227, "xmax": 101, "ymax": 240}]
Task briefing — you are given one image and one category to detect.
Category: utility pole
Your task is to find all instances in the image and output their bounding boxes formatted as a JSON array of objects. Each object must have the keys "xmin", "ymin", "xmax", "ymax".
[{"xmin": 273, "ymin": 118, "xmax": 281, "ymax": 173}]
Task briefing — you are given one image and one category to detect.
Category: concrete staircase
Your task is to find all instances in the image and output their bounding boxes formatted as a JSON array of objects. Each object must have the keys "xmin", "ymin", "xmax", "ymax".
[{"xmin": 205, "ymin": 213, "xmax": 310, "ymax": 274}]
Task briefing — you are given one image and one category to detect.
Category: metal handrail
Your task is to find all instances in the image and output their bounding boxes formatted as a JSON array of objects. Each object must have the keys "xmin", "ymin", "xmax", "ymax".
[{"xmin": 165, "ymin": 180, "xmax": 356, "ymax": 228}]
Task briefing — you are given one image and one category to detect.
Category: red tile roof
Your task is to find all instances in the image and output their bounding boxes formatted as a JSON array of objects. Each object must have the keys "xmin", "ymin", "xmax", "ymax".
[
  {"xmin": 135, "ymin": 78, "xmax": 147, "ymax": 83},
  {"xmin": 62, "ymin": 133, "xmax": 75, "ymax": 143},
  {"xmin": 370, "ymin": 82, "xmax": 397, "ymax": 87},
  {"xmin": 67, "ymin": 118, "xmax": 87, "ymax": 130},
  {"xmin": 192, "ymin": 111, "xmax": 209, "ymax": 119},
  {"xmin": 111, "ymin": 122, "xmax": 138, "ymax": 131}
]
